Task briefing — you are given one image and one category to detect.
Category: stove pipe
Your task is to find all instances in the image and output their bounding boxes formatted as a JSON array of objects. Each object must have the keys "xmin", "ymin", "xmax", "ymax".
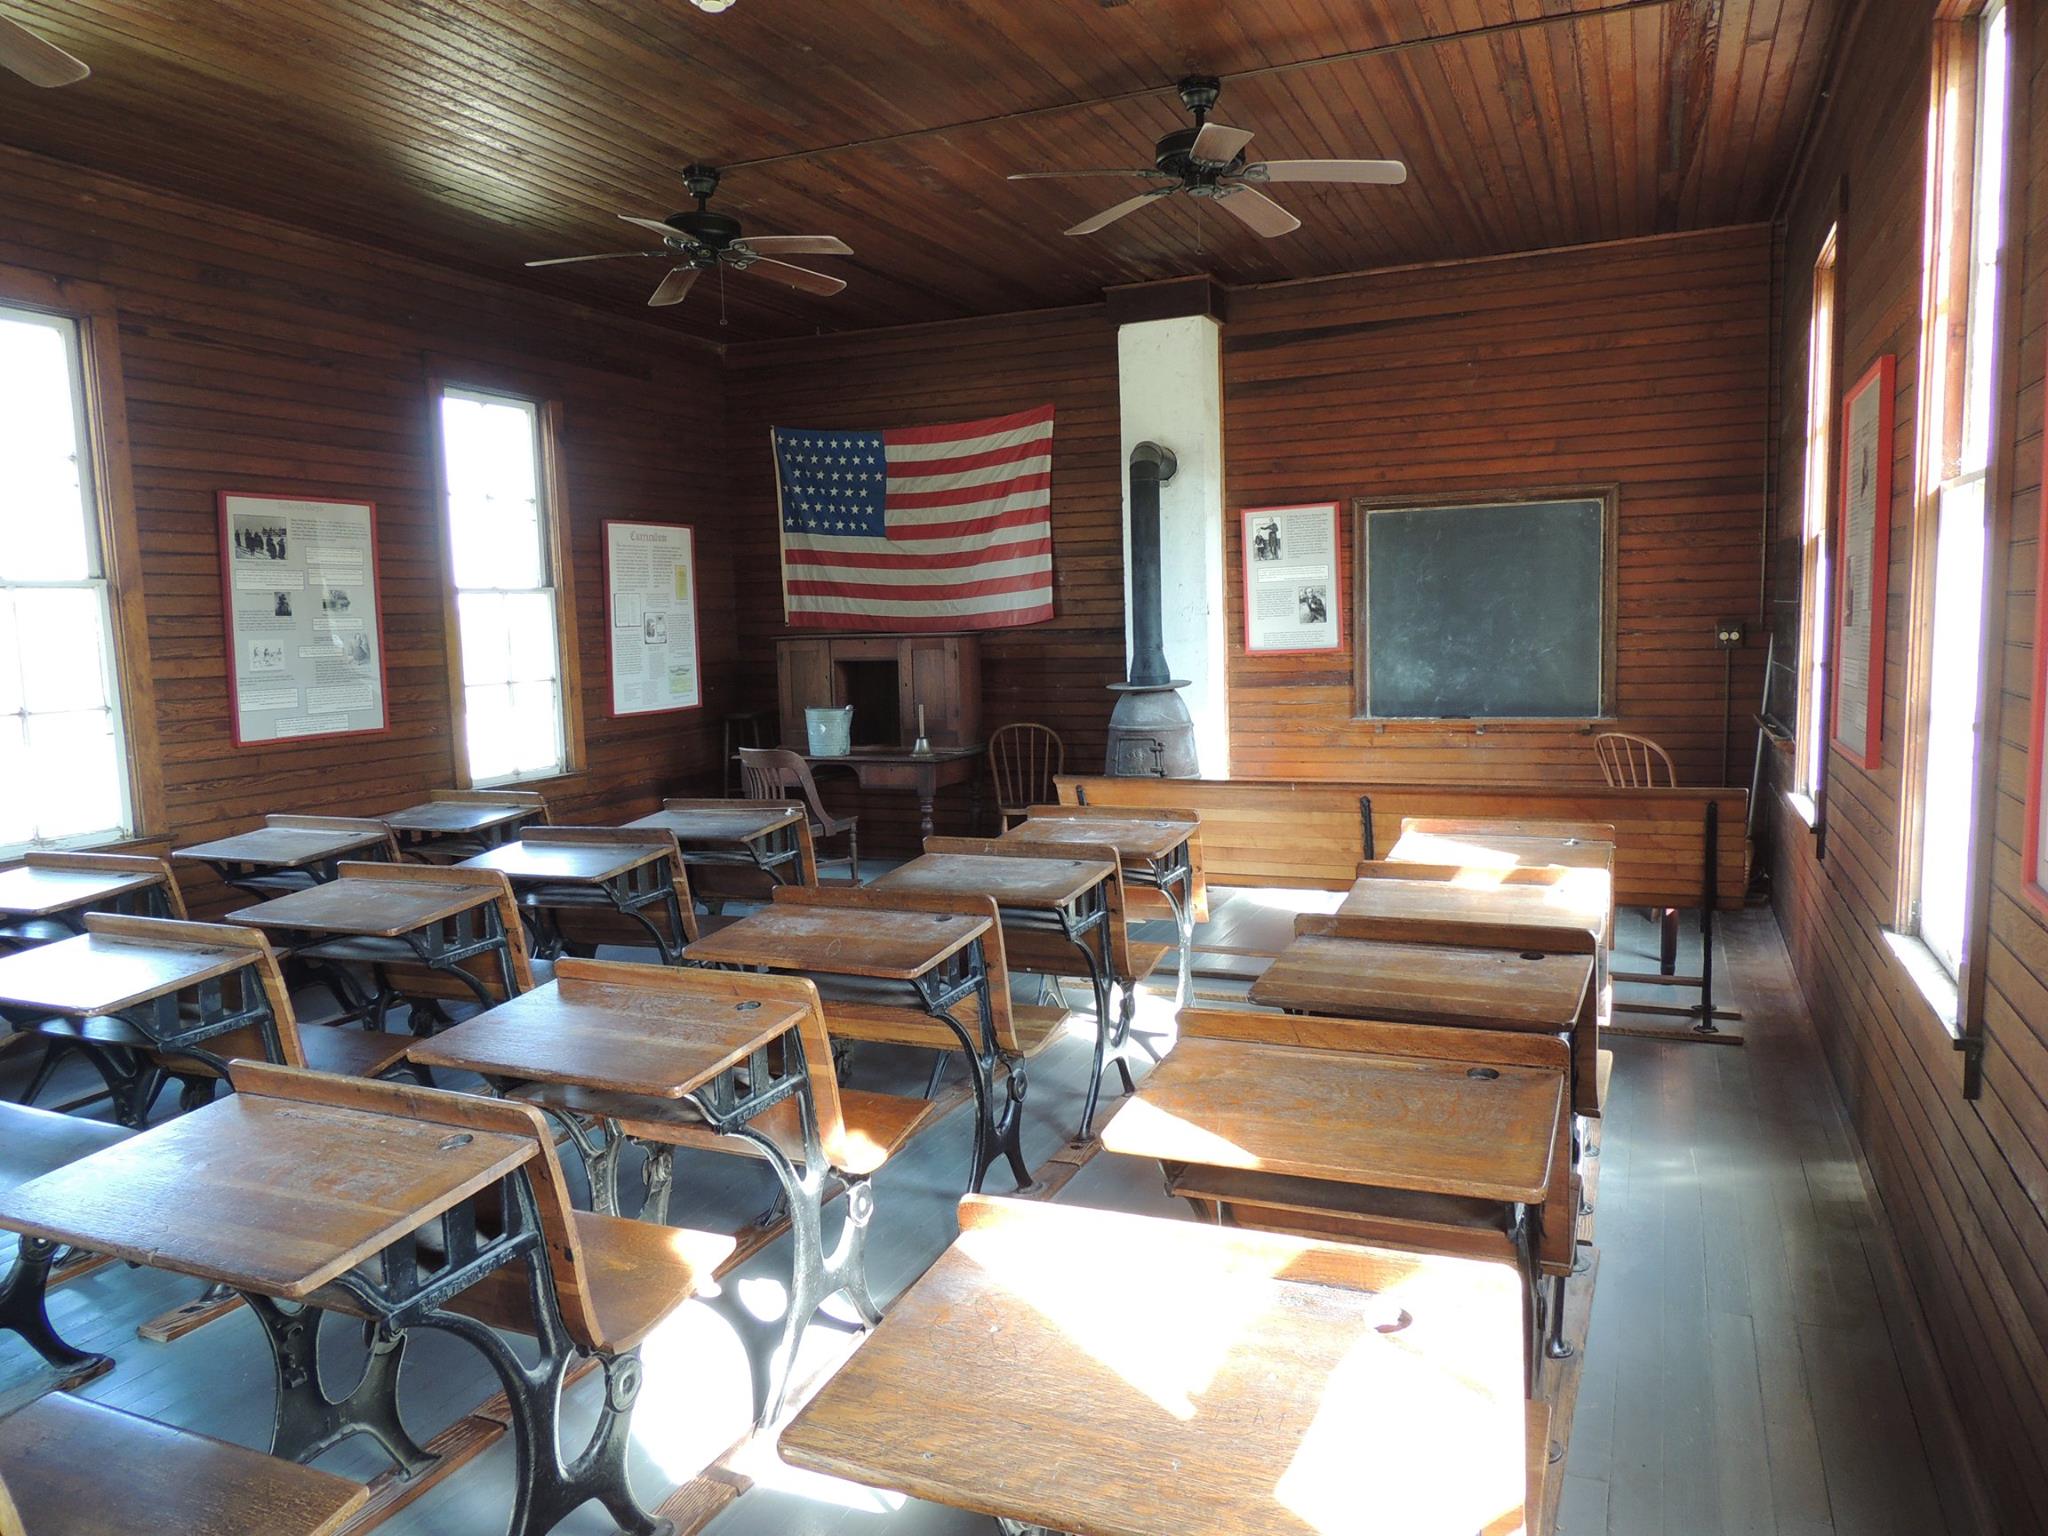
[{"xmin": 1105, "ymin": 441, "xmax": 1200, "ymax": 777}]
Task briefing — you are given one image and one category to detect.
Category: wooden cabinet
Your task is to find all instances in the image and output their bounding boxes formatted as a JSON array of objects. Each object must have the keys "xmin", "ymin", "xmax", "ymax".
[{"xmin": 776, "ymin": 634, "xmax": 982, "ymax": 751}]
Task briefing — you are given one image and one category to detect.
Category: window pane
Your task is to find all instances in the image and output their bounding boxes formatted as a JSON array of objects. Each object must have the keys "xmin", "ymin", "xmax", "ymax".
[
  {"xmin": 1960, "ymin": 0, "xmax": 2009, "ymax": 474},
  {"xmin": 440, "ymin": 392, "xmax": 543, "ymax": 589},
  {"xmin": 0, "ymin": 592, "xmax": 19, "ymax": 717},
  {"xmin": 0, "ymin": 717, "xmax": 30, "ymax": 848},
  {"xmin": 507, "ymin": 680, "xmax": 563, "ymax": 775},
  {"xmin": 25, "ymin": 708, "xmax": 123, "ymax": 843},
  {"xmin": 464, "ymin": 683, "xmax": 517, "ymax": 786},
  {"xmin": 14, "ymin": 587, "xmax": 111, "ymax": 713},
  {"xmin": 456, "ymin": 592, "xmax": 512, "ymax": 686},
  {"xmin": 1919, "ymin": 475, "xmax": 1988, "ymax": 974},
  {"xmin": 0, "ymin": 313, "xmax": 94, "ymax": 582},
  {"xmin": 501, "ymin": 591, "xmax": 558, "ymax": 683}
]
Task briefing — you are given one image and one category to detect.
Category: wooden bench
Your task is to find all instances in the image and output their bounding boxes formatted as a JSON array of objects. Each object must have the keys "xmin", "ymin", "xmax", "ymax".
[
  {"xmin": 0, "ymin": 1392, "xmax": 369, "ymax": 1536},
  {"xmin": 0, "ymin": 1100, "xmax": 129, "ymax": 1388}
]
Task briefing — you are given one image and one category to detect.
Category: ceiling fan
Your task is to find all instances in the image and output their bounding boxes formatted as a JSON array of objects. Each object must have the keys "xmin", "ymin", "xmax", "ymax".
[
  {"xmin": 1, "ymin": 10, "xmax": 89, "ymax": 87},
  {"xmin": 525, "ymin": 164, "xmax": 852, "ymax": 308},
  {"xmin": 1010, "ymin": 75, "xmax": 1406, "ymax": 238}
]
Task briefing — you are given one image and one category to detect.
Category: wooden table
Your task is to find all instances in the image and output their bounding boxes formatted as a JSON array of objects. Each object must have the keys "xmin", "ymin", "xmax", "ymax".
[
  {"xmin": 1004, "ymin": 811, "xmax": 1200, "ymax": 1004},
  {"xmin": 380, "ymin": 798, "xmax": 539, "ymax": 862},
  {"xmin": 461, "ymin": 834, "xmax": 691, "ymax": 963},
  {"xmin": 627, "ymin": 799, "xmax": 809, "ymax": 885},
  {"xmin": 0, "ymin": 863, "xmax": 171, "ymax": 946},
  {"xmin": 870, "ymin": 849, "xmax": 1121, "ymax": 1136},
  {"xmin": 684, "ymin": 899, "xmax": 1021, "ymax": 1190},
  {"xmin": 0, "ymin": 927, "xmax": 286, "ymax": 1124},
  {"xmin": 175, "ymin": 817, "xmax": 394, "ymax": 898},
  {"xmin": 410, "ymin": 962, "xmax": 862, "ymax": 1419},
  {"xmin": 780, "ymin": 1194, "xmax": 1532, "ymax": 1536},
  {"xmin": 803, "ymin": 745, "xmax": 982, "ymax": 841},
  {"xmin": 230, "ymin": 870, "xmax": 523, "ymax": 1029}
]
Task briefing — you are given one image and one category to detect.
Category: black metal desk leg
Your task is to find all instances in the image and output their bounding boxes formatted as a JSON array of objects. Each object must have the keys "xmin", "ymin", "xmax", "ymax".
[
  {"xmin": 0, "ymin": 1237, "xmax": 114, "ymax": 1386},
  {"xmin": 246, "ymin": 1297, "xmax": 434, "ymax": 1475}
]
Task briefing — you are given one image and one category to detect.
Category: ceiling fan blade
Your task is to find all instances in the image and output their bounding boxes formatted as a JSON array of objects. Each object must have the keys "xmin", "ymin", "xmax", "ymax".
[
  {"xmin": 1236, "ymin": 158, "xmax": 1409, "ymax": 186},
  {"xmin": 648, "ymin": 268, "xmax": 701, "ymax": 307},
  {"xmin": 741, "ymin": 258, "xmax": 847, "ymax": 296},
  {"xmin": 620, "ymin": 214, "xmax": 690, "ymax": 242},
  {"xmin": 525, "ymin": 250, "xmax": 662, "ymax": 268},
  {"xmin": 1189, "ymin": 122, "xmax": 1255, "ymax": 166},
  {"xmin": 1214, "ymin": 185, "xmax": 1301, "ymax": 237},
  {"xmin": 1065, "ymin": 186, "xmax": 1176, "ymax": 236},
  {"xmin": 0, "ymin": 15, "xmax": 88, "ymax": 86},
  {"xmin": 1007, "ymin": 169, "xmax": 1171, "ymax": 181},
  {"xmin": 737, "ymin": 235, "xmax": 853, "ymax": 257}
]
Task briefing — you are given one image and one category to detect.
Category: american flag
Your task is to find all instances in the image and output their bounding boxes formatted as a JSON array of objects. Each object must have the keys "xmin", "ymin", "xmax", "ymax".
[{"xmin": 772, "ymin": 404, "xmax": 1055, "ymax": 631}]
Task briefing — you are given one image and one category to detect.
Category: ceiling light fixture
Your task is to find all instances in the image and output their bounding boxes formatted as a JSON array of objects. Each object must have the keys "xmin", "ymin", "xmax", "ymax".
[{"xmin": 689, "ymin": 0, "xmax": 738, "ymax": 11}]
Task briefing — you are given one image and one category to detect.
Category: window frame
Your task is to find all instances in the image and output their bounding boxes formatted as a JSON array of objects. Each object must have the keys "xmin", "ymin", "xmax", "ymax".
[
  {"xmin": 1790, "ymin": 225, "xmax": 1840, "ymax": 830},
  {"xmin": 0, "ymin": 264, "xmax": 162, "ymax": 855},
  {"xmin": 427, "ymin": 375, "xmax": 584, "ymax": 790}
]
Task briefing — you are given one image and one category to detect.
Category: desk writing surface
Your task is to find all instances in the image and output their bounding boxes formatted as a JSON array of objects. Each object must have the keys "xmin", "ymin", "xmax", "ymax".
[
  {"xmin": 1336, "ymin": 875, "xmax": 1605, "ymax": 943},
  {"xmin": 1388, "ymin": 828, "xmax": 1614, "ymax": 875},
  {"xmin": 1100, "ymin": 1036, "xmax": 1561, "ymax": 1203},
  {"xmin": 174, "ymin": 825, "xmax": 386, "ymax": 869},
  {"xmin": 0, "ymin": 1094, "xmax": 532, "ymax": 1300},
  {"xmin": 381, "ymin": 801, "xmax": 527, "ymax": 836},
  {"xmin": 0, "ymin": 932, "xmax": 255, "ymax": 1017},
  {"xmin": 460, "ymin": 840, "xmax": 665, "ymax": 885},
  {"xmin": 627, "ymin": 804, "xmax": 803, "ymax": 844},
  {"xmin": 0, "ymin": 865, "xmax": 163, "ymax": 918},
  {"xmin": 779, "ymin": 1196, "xmax": 1529, "ymax": 1536},
  {"xmin": 411, "ymin": 975, "xmax": 807, "ymax": 1098},
  {"xmin": 229, "ymin": 876, "xmax": 494, "ymax": 938},
  {"xmin": 684, "ymin": 905, "xmax": 988, "ymax": 981},
  {"xmin": 1003, "ymin": 814, "xmax": 1190, "ymax": 863},
  {"xmin": 870, "ymin": 852, "xmax": 1113, "ymax": 910},
  {"xmin": 1251, "ymin": 936, "xmax": 1592, "ymax": 1029}
]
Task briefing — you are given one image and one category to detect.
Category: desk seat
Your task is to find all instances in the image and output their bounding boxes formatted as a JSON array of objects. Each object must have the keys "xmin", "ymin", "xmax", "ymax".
[
  {"xmin": 0, "ymin": 1102, "xmax": 128, "ymax": 1199},
  {"xmin": 522, "ymin": 1083, "xmax": 939, "ymax": 1179},
  {"xmin": 194, "ymin": 1020, "xmax": 416, "ymax": 1082},
  {"xmin": 1164, "ymin": 1162, "xmax": 1519, "ymax": 1265},
  {"xmin": 824, "ymin": 996, "xmax": 1070, "ymax": 1058},
  {"xmin": 0, "ymin": 1391, "xmax": 368, "ymax": 1536}
]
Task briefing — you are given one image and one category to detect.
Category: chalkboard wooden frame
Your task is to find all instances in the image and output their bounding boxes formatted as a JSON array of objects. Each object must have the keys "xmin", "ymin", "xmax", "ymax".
[{"xmin": 1351, "ymin": 486, "xmax": 1619, "ymax": 721}]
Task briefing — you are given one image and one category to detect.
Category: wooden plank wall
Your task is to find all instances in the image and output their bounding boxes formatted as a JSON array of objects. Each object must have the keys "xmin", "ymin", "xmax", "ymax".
[
  {"xmin": 1222, "ymin": 228, "xmax": 1774, "ymax": 787},
  {"xmin": 0, "ymin": 145, "xmax": 735, "ymax": 914},
  {"xmin": 720, "ymin": 308, "xmax": 1124, "ymax": 852},
  {"xmin": 1767, "ymin": 0, "xmax": 2048, "ymax": 1524}
]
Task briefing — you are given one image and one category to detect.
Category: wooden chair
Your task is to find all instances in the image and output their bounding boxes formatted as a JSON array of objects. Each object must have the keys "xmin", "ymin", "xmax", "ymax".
[
  {"xmin": 1593, "ymin": 731, "xmax": 1677, "ymax": 788},
  {"xmin": 739, "ymin": 746, "xmax": 859, "ymax": 885},
  {"xmin": 988, "ymin": 724, "xmax": 1064, "ymax": 830},
  {"xmin": 0, "ymin": 1392, "xmax": 369, "ymax": 1536}
]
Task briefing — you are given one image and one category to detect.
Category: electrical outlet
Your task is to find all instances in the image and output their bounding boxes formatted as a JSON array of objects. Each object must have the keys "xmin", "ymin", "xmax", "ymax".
[{"xmin": 1715, "ymin": 619, "xmax": 1746, "ymax": 649}]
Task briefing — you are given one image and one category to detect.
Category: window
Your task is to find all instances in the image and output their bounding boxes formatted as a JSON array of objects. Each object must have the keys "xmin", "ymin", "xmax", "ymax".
[
  {"xmin": 435, "ymin": 386, "xmax": 570, "ymax": 785},
  {"xmin": 0, "ymin": 306, "xmax": 132, "ymax": 855},
  {"xmin": 1903, "ymin": 0, "xmax": 2009, "ymax": 979},
  {"xmin": 1793, "ymin": 226, "xmax": 1839, "ymax": 814}
]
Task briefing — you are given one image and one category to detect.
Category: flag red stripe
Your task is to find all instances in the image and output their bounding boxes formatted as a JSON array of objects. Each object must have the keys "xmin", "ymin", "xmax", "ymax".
[
  {"xmin": 885, "ymin": 437, "xmax": 1048, "ymax": 478},
  {"xmin": 787, "ymin": 570, "xmax": 1053, "ymax": 601},
  {"xmin": 784, "ymin": 504, "xmax": 1050, "ymax": 547},
  {"xmin": 880, "ymin": 405, "xmax": 1054, "ymax": 447},
  {"xmin": 786, "ymin": 604, "xmax": 1054, "ymax": 632},
  {"xmin": 884, "ymin": 470, "xmax": 1050, "ymax": 512},
  {"xmin": 786, "ymin": 536, "xmax": 1051, "ymax": 571}
]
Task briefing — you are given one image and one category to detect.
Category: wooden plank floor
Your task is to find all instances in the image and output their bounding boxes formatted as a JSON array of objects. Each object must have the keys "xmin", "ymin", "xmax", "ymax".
[{"xmin": 0, "ymin": 900, "xmax": 1978, "ymax": 1535}]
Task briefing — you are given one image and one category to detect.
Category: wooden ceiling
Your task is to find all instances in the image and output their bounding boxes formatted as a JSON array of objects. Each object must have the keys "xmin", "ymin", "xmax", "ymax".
[{"xmin": 2, "ymin": 0, "xmax": 1837, "ymax": 341}]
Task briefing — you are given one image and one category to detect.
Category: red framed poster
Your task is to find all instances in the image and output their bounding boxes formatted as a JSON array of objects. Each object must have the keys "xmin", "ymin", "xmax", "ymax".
[
  {"xmin": 1242, "ymin": 502, "xmax": 1344, "ymax": 654},
  {"xmin": 603, "ymin": 519, "xmax": 703, "ymax": 717},
  {"xmin": 1829, "ymin": 356, "xmax": 1894, "ymax": 770},
  {"xmin": 217, "ymin": 491, "xmax": 390, "ymax": 747}
]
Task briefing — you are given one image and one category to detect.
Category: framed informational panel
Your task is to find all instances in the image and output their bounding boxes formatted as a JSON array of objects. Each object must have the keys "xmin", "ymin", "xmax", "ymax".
[
  {"xmin": 217, "ymin": 492, "xmax": 388, "ymax": 745},
  {"xmin": 1242, "ymin": 502, "xmax": 1344, "ymax": 654},
  {"xmin": 1355, "ymin": 491, "xmax": 1615, "ymax": 719},
  {"xmin": 604, "ymin": 520, "xmax": 702, "ymax": 716},
  {"xmin": 1829, "ymin": 355, "xmax": 1893, "ymax": 770}
]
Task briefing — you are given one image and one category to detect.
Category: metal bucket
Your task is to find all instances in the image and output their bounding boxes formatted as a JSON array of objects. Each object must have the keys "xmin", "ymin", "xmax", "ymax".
[{"xmin": 805, "ymin": 706, "xmax": 853, "ymax": 757}]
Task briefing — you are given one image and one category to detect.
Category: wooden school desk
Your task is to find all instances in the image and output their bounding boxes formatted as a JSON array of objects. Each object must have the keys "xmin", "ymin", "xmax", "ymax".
[
  {"xmin": 174, "ymin": 815, "xmax": 396, "ymax": 899},
  {"xmin": 380, "ymin": 792, "xmax": 546, "ymax": 862},
  {"xmin": 627, "ymin": 798, "xmax": 812, "ymax": 885},
  {"xmin": 411, "ymin": 960, "xmax": 884, "ymax": 1421},
  {"xmin": 684, "ymin": 892, "xmax": 1029, "ymax": 1191},
  {"xmin": 229, "ymin": 863, "xmax": 528, "ymax": 1029},
  {"xmin": 1003, "ymin": 807, "xmax": 1202, "ymax": 1004},
  {"xmin": 461, "ymin": 830, "xmax": 694, "ymax": 963},
  {"xmin": 780, "ymin": 1194, "xmax": 1533, "ymax": 1536},
  {"xmin": 869, "ymin": 846, "xmax": 1121, "ymax": 1136},
  {"xmin": 0, "ymin": 855, "xmax": 175, "ymax": 948},
  {"xmin": 0, "ymin": 1062, "xmax": 730, "ymax": 1536}
]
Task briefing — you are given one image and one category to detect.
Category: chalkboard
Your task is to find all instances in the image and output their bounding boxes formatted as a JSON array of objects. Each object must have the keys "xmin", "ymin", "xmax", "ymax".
[{"xmin": 1359, "ymin": 495, "xmax": 1611, "ymax": 718}]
